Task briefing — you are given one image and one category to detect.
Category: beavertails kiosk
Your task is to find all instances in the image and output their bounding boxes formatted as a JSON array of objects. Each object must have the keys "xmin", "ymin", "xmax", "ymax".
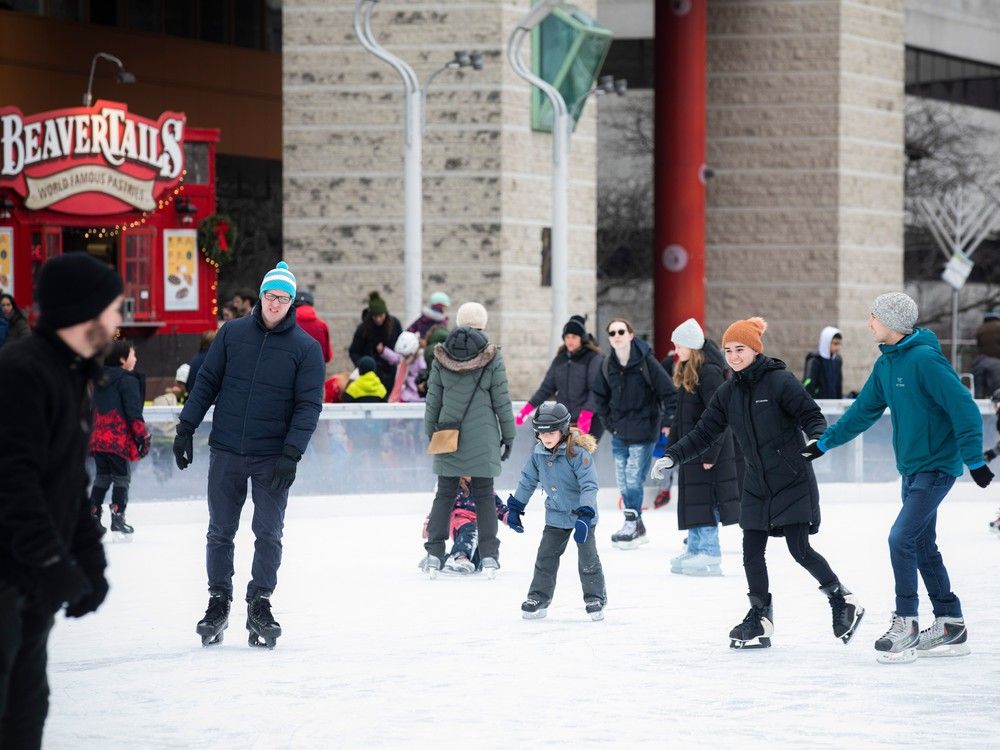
[{"xmin": 0, "ymin": 99, "xmax": 220, "ymax": 339}]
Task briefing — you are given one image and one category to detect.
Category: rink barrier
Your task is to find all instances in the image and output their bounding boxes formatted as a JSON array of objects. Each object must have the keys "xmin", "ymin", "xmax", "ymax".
[{"xmin": 132, "ymin": 400, "xmax": 997, "ymax": 499}]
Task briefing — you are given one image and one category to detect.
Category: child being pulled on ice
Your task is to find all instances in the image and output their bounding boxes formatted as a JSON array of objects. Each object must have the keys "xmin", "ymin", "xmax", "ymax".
[
  {"xmin": 507, "ymin": 402, "xmax": 606, "ymax": 621},
  {"xmin": 421, "ymin": 477, "xmax": 510, "ymax": 575},
  {"xmin": 985, "ymin": 388, "xmax": 1000, "ymax": 533}
]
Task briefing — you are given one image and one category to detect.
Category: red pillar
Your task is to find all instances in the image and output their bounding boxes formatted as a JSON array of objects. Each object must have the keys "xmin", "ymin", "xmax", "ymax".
[{"xmin": 653, "ymin": 0, "xmax": 707, "ymax": 358}]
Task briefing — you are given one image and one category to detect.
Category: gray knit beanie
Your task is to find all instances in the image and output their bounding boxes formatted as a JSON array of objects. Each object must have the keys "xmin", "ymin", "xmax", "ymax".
[{"xmin": 871, "ymin": 292, "xmax": 918, "ymax": 335}]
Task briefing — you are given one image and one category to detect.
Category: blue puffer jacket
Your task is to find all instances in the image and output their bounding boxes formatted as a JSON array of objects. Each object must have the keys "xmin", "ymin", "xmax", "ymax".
[
  {"xmin": 180, "ymin": 306, "xmax": 325, "ymax": 456},
  {"xmin": 511, "ymin": 435, "xmax": 599, "ymax": 530},
  {"xmin": 820, "ymin": 328, "xmax": 985, "ymax": 477}
]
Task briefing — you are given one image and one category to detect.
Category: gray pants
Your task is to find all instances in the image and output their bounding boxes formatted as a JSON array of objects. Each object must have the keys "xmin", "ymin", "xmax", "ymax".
[
  {"xmin": 425, "ymin": 476, "xmax": 498, "ymax": 561},
  {"xmin": 528, "ymin": 525, "xmax": 606, "ymax": 606}
]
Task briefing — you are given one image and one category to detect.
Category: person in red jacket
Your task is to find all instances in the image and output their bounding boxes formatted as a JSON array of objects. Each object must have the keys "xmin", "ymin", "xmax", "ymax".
[{"xmin": 294, "ymin": 290, "xmax": 332, "ymax": 363}]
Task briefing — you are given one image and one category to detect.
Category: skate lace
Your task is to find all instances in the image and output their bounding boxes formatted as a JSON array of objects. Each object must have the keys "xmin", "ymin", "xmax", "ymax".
[
  {"xmin": 880, "ymin": 615, "xmax": 907, "ymax": 640},
  {"xmin": 918, "ymin": 619, "xmax": 944, "ymax": 640},
  {"xmin": 205, "ymin": 595, "xmax": 228, "ymax": 620},
  {"xmin": 252, "ymin": 597, "xmax": 273, "ymax": 623},
  {"xmin": 620, "ymin": 521, "xmax": 636, "ymax": 535},
  {"xmin": 830, "ymin": 597, "xmax": 846, "ymax": 623}
]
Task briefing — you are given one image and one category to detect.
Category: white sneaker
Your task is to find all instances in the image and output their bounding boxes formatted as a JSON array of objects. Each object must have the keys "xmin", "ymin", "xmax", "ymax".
[{"xmin": 678, "ymin": 553, "xmax": 722, "ymax": 577}]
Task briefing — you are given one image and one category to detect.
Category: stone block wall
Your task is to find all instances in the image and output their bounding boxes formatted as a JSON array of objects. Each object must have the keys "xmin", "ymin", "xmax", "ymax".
[{"xmin": 283, "ymin": 0, "xmax": 598, "ymax": 397}]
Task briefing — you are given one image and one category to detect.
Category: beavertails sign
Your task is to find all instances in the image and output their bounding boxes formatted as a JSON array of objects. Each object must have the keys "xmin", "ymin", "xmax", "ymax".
[{"xmin": 0, "ymin": 100, "xmax": 185, "ymax": 215}]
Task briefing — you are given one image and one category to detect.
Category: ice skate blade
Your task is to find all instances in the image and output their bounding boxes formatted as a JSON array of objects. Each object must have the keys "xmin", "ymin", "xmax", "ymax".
[
  {"xmin": 108, "ymin": 532, "xmax": 134, "ymax": 544},
  {"xmin": 875, "ymin": 647, "xmax": 917, "ymax": 664},
  {"xmin": 588, "ymin": 610, "xmax": 605, "ymax": 621},
  {"xmin": 248, "ymin": 634, "xmax": 277, "ymax": 649},
  {"xmin": 916, "ymin": 642, "xmax": 971, "ymax": 658},
  {"xmin": 680, "ymin": 565, "xmax": 722, "ymax": 577},
  {"xmin": 484, "ymin": 567, "xmax": 498, "ymax": 580},
  {"xmin": 838, "ymin": 608, "xmax": 865, "ymax": 645},
  {"xmin": 730, "ymin": 637, "xmax": 771, "ymax": 649},
  {"xmin": 612, "ymin": 537, "xmax": 649, "ymax": 550},
  {"xmin": 522, "ymin": 609, "xmax": 548, "ymax": 620},
  {"xmin": 196, "ymin": 621, "xmax": 227, "ymax": 647}
]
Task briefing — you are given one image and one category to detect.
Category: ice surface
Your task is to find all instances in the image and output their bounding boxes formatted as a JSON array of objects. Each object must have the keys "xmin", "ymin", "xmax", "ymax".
[{"xmin": 46, "ymin": 482, "xmax": 999, "ymax": 748}]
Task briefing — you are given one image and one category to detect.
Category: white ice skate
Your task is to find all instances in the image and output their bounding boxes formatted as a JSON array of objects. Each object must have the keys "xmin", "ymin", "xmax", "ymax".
[
  {"xmin": 418, "ymin": 554, "xmax": 442, "ymax": 579},
  {"xmin": 676, "ymin": 553, "xmax": 722, "ymax": 577},
  {"xmin": 481, "ymin": 557, "xmax": 500, "ymax": 580},
  {"xmin": 669, "ymin": 552, "xmax": 693, "ymax": 573},
  {"xmin": 443, "ymin": 554, "xmax": 476, "ymax": 575},
  {"xmin": 916, "ymin": 617, "xmax": 970, "ymax": 658},
  {"xmin": 874, "ymin": 613, "xmax": 919, "ymax": 664}
]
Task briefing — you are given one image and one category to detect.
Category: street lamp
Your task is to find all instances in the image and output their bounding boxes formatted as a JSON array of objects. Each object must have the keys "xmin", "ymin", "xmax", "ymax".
[
  {"xmin": 507, "ymin": 0, "xmax": 571, "ymax": 353},
  {"xmin": 82, "ymin": 52, "xmax": 136, "ymax": 107},
  {"xmin": 422, "ymin": 51, "xmax": 485, "ymax": 133},
  {"xmin": 569, "ymin": 74, "xmax": 627, "ymax": 121}
]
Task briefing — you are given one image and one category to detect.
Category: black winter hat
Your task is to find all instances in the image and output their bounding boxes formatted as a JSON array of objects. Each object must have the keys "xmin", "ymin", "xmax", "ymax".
[
  {"xmin": 444, "ymin": 326, "xmax": 489, "ymax": 361},
  {"xmin": 36, "ymin": 253, "xmax": 123, "ymax": 329},
  {"xmin": 358, "ymin": 355, "xmax": 376, "ymax": 374},
  {"xmin": 562, "ymin": 314, "xmax": 587, "ymax": 339}
]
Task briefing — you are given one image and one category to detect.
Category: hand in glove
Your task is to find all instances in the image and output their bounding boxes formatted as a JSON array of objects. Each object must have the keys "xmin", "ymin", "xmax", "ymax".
[
  {"xmin": 515, "ymin": 404, "xmax": 534, "ymax": 427},
  {"xmin": 985, "ymin": 448, "xmax": 997, "ymax": 463},
  {"xmin": 36, "ymin": 557, "xmax": 92, "ymax": 612},
  {"xmin": 500, "ymin": 442, "xmax": 513, "ymax": 462},
  {"xmin": 576, "ymin": 410, "xmax": 593, "ymax": 435},
  {"xmin": 270, "ymin": 445, "xmax": 302, "ymax": 491},
  {"xmin": 506, "ymin": 496, "xmax": 526, "ymax": 533},
  {"xmin": 65, "ymin": 568, "xmax": 109, "ymax": 618},
  {"xmin": 650, "ymin": 453, "xmax": 675, "ymax": 480},
  {"xmin": 971, "ymin": 463, "xmax": 995, "ymax": 489},
  {"xmin": 136, "ymin": 431, "xmax": 151, "ymax": 460},
  {"xmin": 572, "ymin": 506, "xmax": 596, "ymax": 544},
  {"xmin": 800, "ymin": 438, "xmax": 825, "ymax": 462},
  {"xmin": 173, "ymin": 422, "xmax": 195, "ymax": 470}
]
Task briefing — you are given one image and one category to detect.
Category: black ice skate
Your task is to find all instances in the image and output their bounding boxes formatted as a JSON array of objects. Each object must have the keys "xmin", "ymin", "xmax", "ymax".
[
  {"xmin": 729, "ymin": 594, "xmax": 774, "ymax": 650},
  {"xmin": 585, "ymin": 598, "xmax": 605, "ymax": 622},
  {"xmin": 247, "ymin": 592, "xmax": 281, "ymax": 649},
  {"xmin": 110, "ymin": 509, "xmax": 134, "ymax": 535},
  {"xmin": 611, "ymin": 509, "xmax": 648, "ymax": 550},
  {"xmin": 196, "ymin": 589, "xmax": 231, "ymax": 647},
  {"xmin": 521, "ymin": 598, "xmax": 548, "ymax": 620},
  {"xmin": 819, "ymin": 582, "xmax": 865, "ymax": 644}
]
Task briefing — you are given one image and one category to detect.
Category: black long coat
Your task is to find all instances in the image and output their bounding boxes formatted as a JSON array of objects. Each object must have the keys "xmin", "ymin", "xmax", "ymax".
[
  {"xmin": 671, "ymin": 342, "xmax": 740, "ymax": 530},
  {"xmin": 667, "ymin": 355, "xmax": 827, "ymax": 535},
  {"xmin": 0, "ymin": 327, "xmax": 106, "ymax": 608}
]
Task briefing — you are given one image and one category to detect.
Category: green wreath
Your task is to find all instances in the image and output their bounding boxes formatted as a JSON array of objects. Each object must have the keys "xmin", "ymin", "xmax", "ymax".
[{"xmin": 198, "ymin": 214, "xmax": 237, "ymax": 266}]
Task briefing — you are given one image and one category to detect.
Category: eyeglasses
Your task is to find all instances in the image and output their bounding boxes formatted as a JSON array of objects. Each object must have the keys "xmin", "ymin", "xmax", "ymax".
[
  {"xmin": 263, "ymin": 292, "xmax": 292, "ymax": 305},
  {"xmin": 608, "ymin": 328, "xmax": 628, "ymax": 337}
]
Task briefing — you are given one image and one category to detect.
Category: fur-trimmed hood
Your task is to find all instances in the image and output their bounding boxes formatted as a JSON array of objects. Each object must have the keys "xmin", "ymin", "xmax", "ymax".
[
  {"xmin": 434, "ymin": 340, "xmax": 498, "ymax": 372},
  {"xmin": 573, "ymin": 431, "xmax": 598, "ymax": 454}
]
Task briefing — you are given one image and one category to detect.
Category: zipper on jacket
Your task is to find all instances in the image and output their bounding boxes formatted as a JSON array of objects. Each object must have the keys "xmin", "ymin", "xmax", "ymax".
[
  {"xmin": 241, "ymin": 331, "xmax": 269, "ymax": 454},
  {"xmin": 744, "ymin": 378, "xmax": 774, "ymax": 527}
]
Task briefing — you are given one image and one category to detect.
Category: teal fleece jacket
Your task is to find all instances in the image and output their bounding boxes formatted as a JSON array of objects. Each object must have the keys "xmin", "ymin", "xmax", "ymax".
[{"xmin": 819, "ymin": 328, "xmax": 985, "ymax": 477}]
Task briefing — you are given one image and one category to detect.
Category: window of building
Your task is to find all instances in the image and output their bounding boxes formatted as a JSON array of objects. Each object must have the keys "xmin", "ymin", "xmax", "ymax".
[
  {"xmin": 906, "ymin": 46, "xmax": 1000, "ymax": 112},
  {"xmin": 199, "ymin": 0, "xmax": 229, "ymax": 43},
  {"xmin": 126, "ymin": 0, "xmax": 160, "ymax": 32},
  {"xmin": 89, "ymin": 0, "xmax": 118, "ymax": 26},
  {"xmin": 600, "ymin": 39, "xmax": 654, "ymax": 90}
]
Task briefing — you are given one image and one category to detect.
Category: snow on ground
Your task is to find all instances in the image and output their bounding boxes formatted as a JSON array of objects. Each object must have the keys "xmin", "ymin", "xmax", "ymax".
[{"xmin": 45, "ymin": 482, "xmax": 999, "ymax": 749}]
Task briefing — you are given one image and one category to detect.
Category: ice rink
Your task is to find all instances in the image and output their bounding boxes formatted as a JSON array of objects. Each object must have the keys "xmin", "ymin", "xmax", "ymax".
[{"xmin": 45, "ymin": 482, "xmax": 999, "ymax": 749}]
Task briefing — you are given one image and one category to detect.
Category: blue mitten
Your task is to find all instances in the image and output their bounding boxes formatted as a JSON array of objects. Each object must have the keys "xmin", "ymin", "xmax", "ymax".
[
  {"xmin": 506, "ymin": 496, "xmax": 526, "ymax": 533},
  {"xmin": 573, "ymin": 506, "xmax": 596, "ymax": 544}
]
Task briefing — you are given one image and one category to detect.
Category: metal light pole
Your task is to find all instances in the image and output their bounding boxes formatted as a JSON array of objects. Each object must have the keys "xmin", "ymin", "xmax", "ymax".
[
  {"xmin": 422, "ymin": 51, "xmax": 484, "ymax": 133},
  {"xmin": 82, "ymin": 52, "xmax": 136, "ymax": 107},
  {"xmin": 354, "ymin": 0, "xmax": 422, "ymax": 325},
  {"xmin": 507, "ymin": 0, "xmax": 570, "ymax": 353}
]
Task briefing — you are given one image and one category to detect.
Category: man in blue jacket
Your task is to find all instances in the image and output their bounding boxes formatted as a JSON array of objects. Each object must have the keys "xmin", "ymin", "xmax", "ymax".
[
  {"xmin": 802, "ymin": 292, "xmax": 993, "ymax": 664},
  {"xmin": 174, "ymin": 261, "xmax": 324, "ymax": 649}
]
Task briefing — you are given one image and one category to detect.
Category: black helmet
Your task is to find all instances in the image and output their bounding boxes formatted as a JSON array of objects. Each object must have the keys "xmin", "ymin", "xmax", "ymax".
[{"xmin": 532, "ymin": 402, "xmax": 571, "ymax": 436}]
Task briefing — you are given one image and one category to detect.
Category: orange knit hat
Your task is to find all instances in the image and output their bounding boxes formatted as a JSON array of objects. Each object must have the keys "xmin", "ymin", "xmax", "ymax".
[{"xmin": 722, "ymin": 316, "xmax": 768, "ymax": 353}]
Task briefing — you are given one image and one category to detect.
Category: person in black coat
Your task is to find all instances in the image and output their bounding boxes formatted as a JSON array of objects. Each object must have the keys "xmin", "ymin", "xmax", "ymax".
[
  {"xmin": 175, "ymin": 261, "xmax": 324, "ymax": 649},
  {"xmin": 666, "ymin": 319, "xmax": 739, "ymax": 577},
  {"xmin": 349, "ymin": 291, "xmax": 403, "ymax": 395},
  {"xmin": 0, "ymin": 253, "xmax": 121, "ymax": 748},
  {"xmin": 591, "ymin": 318, "xmax": 677, "ymax": 549},
  {"xmin": 516, "ymin": 314, "xmax": 605, "ymax": 439},
  {"xmin": 652, "ymin": 317, "xmax": 863, "ymax": 649}
]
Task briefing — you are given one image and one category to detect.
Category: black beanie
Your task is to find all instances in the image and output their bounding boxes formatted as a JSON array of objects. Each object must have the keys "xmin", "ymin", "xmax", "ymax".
[
  {"xmin": 562, "ymin": 314, "xmax": 587, "ymax": 339},
  {"xmin": 358, "ymin": 355, "xmax": 376, "ymax": 375},
  {"xmin": 36, "ymin": 253, "xmax": 123, "ymax": 329}
]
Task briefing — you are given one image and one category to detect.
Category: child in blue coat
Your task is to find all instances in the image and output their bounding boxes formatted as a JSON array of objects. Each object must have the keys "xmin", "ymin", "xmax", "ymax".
[{"xmin": 507, "ymin": 402, "xmax": 606, "ymax": 620}]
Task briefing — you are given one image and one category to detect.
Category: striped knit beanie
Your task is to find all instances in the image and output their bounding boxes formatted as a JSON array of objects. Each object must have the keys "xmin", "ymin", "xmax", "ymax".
[
  {"xmin": 722, "ymin": 316, "xmax": 768, "ymax": 353},
  {"xmin": 260, "ymin": 261, "xmax": 297, "ymax": 300}
]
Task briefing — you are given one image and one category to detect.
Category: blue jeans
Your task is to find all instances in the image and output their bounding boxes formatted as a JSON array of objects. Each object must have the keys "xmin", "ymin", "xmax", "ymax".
[
  {"xmin": 889, "ymin": 471, "xmax": 961, "ymax": 618},
  {"xmin": 611, "ymin": 435, "xmax": 655, "ymax": 515},
  {"xmin": 687, "ymin": 508, "xmax": 721, "ymax": 556}
]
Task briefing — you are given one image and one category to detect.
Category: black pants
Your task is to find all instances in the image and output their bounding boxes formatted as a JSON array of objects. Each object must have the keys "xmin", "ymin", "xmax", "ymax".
[
  {"xmin": 90, "ymin": 452, "xmax": 131, "ymax": 511},
  {"xmin": 0, "ymin": 582, "xmax": 54, "ymax": 750},
  {"xmin": 743, "ymin": 525, "xmax": 838, "ymax": 597},
  {"xmin": 528, "ymin": 526, "xmax": 606, "ymax": 606},
  {"xmin": 425, "ymin": 476, "xmax": 498, "ymax": 561},
  {"xmin": 206, "ymin": 448, "xmax": 289, "ymax": 601}
]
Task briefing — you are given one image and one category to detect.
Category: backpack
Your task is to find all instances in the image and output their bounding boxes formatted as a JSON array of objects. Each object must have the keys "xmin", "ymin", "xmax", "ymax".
[{"xmin": 802, "ymin": 352, "xmax": 821, "ymax": 396}]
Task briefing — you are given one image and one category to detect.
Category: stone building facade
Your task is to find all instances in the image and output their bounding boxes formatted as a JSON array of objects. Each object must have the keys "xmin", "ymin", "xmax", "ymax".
[{"xmin": 283, "ymin": 0, "xmax": 599, "ymax": 396}]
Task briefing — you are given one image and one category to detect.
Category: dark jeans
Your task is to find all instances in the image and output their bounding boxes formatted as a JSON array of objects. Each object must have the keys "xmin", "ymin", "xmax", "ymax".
[
  {"xmin": 527, "ymin": 526, "xmax": 606, "ymax": 606},
  {"xmin": 0, "ymin": 583, "xmax": 54, "ymax": 750},
  {"xmin": 743, "ymin": 525, "xmax": 838, "ymax": 597},
  {"xmin": 91, "ymin": 452, "xmax": 131, "ymax": 511},
  {"xmin": 426, "ymin": 476, "xmax": 498, "ymax": 561},
  {"xmin": 207, "ymin": 448, "xmax": 289, "ymax": 601},
  {"xmin": 450, "ymin": 522, "xmax": 479, "ymax": 563},
  {"xmin": 890, "ymin": 471, "xmax": 961, "ymax": 618}
]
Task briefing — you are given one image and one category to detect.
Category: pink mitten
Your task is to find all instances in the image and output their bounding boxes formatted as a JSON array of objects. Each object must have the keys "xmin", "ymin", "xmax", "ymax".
[
  {"xmin": 515, "ymin": 403, "xmax": 535, "ymax": 427},
  {"xmin": 577, "ymin": 409, "xmax": 593, "ymax": 434}
]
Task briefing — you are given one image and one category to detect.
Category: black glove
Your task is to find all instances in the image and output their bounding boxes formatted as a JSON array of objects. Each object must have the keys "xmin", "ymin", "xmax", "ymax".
[
  {"xmin": 173, "ymin": 422, "xmax": 195, "ymax": 470},
  {"xmin": 271, "ymin": 445, "xmax": 302, "ymax": 491},
  {"xmin": 500, "ymin": 442, "xmax": 512, "ymax": 462},
  {"xmin": 36, "ymin": 557, "xmax": 92, "ymax": 611},
  {"xmin": 136, "ymin": 432, "xmax": 151, "ymax": 459},
  {"xmin": 971, "ymin": 464, "xmax": 994, "ymax": 489},
  {"xmin": 800, "ymin": 439, "xmax": 825, "ymax": 462},
  {"xmin": 65, "ymin": 569, "xmax": 109, "ymax": 618},
  {"xmin": 985, "ymin": 449, "xmax": 997, "ymax": 463}
]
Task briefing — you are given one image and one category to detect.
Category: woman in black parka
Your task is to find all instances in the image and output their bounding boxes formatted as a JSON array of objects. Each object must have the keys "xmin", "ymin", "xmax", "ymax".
[
  {"xmin": 652, "ymin": 317, "xmax": 863, "ymax": 651},
  {"xmin": 349, "ymin": 291, "xmax": 403, "ymax": 395},
  {"xmin": 516, "ymin": 314, "xmax": 605, "ymax": 439},
  {"xmin": 667, "ymin": 319, "xmax": 739, "ymax": 577}
]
